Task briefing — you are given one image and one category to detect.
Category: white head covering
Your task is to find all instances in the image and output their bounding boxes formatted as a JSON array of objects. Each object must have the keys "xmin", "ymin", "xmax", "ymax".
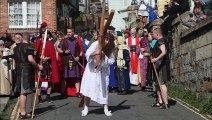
[{"xmin": 0, "ymin": 40, "xmax": 4, "ymax": 45}]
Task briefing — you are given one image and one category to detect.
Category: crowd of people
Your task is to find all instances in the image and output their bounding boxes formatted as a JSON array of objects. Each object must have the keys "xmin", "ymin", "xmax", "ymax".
[{"xmin": 0, "ymin": 0, "xmax": 211, "ymax": 119}]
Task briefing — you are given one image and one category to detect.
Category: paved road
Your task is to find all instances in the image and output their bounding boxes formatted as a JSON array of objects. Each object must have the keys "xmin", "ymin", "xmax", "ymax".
[
  {"xmin": 0, "ymin": 96, "xmax": 9, "ymax": 114},
  {"xmin": 8, "ymin": 86, "xmax": 206, "ymax": 120}
]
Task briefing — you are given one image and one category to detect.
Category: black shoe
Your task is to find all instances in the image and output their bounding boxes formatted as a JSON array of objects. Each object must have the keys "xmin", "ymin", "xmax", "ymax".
[
  {"xmin": 76, "ymin": 92, "xmax": 81, "ymax": 98},
  {"xmin": 117, "ymin": 91, "xmax": 123, "ymax": 95},
  {"xmin": 19, "ymin": 113, "xmax": 31, "ymax": 119},
  {"xmin": 38, "ymin": 96, "xmax": 43, "ymax": 104},
  {"xmin": 152, "ymin": 102, "xmax": 162, "ymax": 107},
  {"xmin": 122, "ymin": 91, "xmax": 127, "ymax": 95},
  {"xmin": 60, "ymin": 93, "xmax": 67, "ymax": 99},
  {"xmin": 141, "ymin": 87, "xmax": 146, "ymax": 91},
  {"xmin": 147, "ymin": 92, "xmax": 157, "ymax": 97},
  {"xmin": 110, "ymin": 89, "xmax": 117, "ymax": 93},
  {"xmin": 159, "ymin": 104, "xmax": 170, "ymax": 109},
  {"xmin": 46, "ymin": 95, "xmax": 53, "ymax": 103}
]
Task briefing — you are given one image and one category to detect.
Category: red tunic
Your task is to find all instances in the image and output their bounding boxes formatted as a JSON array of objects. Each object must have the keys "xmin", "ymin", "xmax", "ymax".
[
  {"xmin": 127, "ymin": 37, "xmax": 140, "ymax": 74},
  {"xmin": 34, "ymin": 38, "xmax": 60, "ymax": 83}
]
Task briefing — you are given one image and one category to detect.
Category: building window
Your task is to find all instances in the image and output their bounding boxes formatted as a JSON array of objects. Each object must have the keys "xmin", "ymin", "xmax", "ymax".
[{"xmin": 8, "ymin": 1, "xmax": 41, "ymax": 28}]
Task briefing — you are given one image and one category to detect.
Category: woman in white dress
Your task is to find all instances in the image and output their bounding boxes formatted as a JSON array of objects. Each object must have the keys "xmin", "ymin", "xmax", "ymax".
[{"xmin": 80, "ymin": 33, "xmax": 115, "ymax": 116}]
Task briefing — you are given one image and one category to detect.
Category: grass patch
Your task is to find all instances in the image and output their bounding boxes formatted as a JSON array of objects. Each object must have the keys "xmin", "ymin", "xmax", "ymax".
[
  {"xmin": 168, "ymin": 85, "xmax": 212, "ymax": 115},
  {"xmin": 0, "ymin": 97, "xmax": 17, "ymax": 120},
  {"xmin": 0, "ymin": 112, "xmax": 6, "ymax": 120}
]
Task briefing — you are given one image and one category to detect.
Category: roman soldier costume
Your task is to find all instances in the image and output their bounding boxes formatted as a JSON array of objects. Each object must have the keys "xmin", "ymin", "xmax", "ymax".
[
  {"xmin": 13, "ymin": 43, "xmax": 35, "ymax": 94},
  {"xmin": 34, "ymin": 22, "xmax": 60, "ymax": 84},
  {"xmin": 60, "ymin": 36, "xmax": 81, "ymax": 96}
]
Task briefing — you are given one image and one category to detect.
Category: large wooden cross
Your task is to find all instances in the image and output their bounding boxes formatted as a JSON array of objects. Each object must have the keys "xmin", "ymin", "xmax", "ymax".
[
  {"xmin": 94, "ymin": 0, "xmax": 115, "ymax": 68},
  {"xmin": 78, "ymin": 0, "xmax": 115, "ymax": 107}
]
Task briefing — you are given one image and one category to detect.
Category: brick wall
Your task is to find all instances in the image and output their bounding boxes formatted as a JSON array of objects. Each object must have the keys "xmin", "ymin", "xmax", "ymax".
[
  {"xmin": 0, "ymin": 0, "xmax": 57, "ymax": 36},
  {"xmin": 0, "ymin": 0, "xmax": 8, "ymax": 37},
  {"xmin": 41, "ymin": 0, "xmax": 57, "ymax": 33}
]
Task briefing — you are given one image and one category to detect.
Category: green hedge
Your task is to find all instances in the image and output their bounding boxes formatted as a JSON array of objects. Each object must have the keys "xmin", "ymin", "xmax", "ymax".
[{"xmin": 168, "ymin": 85, "xmax": 212, "ymax": 115}]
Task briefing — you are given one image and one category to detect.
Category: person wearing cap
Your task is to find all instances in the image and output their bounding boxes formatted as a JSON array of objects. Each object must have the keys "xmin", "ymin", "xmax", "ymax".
[
  {"xmin": 126, "ymin": 28, "xmax": 141, "ymax": 85},
  {"xmin": 107, "ymin": 26, "xmax": 116, "ymax": 35},
  {"xmin": 80, "ymin": 32, "xmax": 115, "ymax": 116},
  {"xmin": 34, "ymin": 22, "xmax": 60, "ymax": 104},
  {"xmin": 123, "ymin": 29, "xmax": 130, "ymax": 39}
]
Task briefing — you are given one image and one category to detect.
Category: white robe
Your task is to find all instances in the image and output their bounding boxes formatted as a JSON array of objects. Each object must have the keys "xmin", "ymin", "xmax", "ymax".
[
  {"xmin": 80, "ymin": 41, "xmax": 115, "ymax": 104},
  {"xmin": 0, "ymin": 48, "xmax": 13, "ymax": 95}
]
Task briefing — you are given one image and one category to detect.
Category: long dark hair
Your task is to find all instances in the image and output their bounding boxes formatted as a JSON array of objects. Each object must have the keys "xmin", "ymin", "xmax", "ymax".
[{"xmin": 102, "ymin": 32, "xmax": 115, "ymax": 57}]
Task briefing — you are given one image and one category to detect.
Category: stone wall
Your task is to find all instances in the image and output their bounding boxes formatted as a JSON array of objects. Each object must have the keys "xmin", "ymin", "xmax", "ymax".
[{"xmin": 170, "ymin": 13, "xmax": 212, "ymax": 95}]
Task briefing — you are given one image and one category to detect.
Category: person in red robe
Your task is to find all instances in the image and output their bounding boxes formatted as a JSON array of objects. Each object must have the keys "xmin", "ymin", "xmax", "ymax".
[
  {"xmin": 126, "ymin": 28, "xmax": 140, "ymax": 85},
  {"xmin": 34, "ymin": 22, "xmax": 60, "ymax": 104},
  {"xmin": 74, "ymin": 33, "xmax": 85, "ymax": 75},
  {"xmin": 53, "ymin": 32, "xmax": 64, "ymax": 94},
  {"xmin": 126, "ymin": 28, "xmax": 140, "ymax": 74}
]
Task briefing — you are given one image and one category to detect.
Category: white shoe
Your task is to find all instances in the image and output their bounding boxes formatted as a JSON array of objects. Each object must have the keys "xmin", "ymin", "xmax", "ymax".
[
  {"xmin": 81, "ymin": 109, "xmax": 88, "ymax": 116},
  {"xmin": 104, "ymin": 110, "xmax": 112, "ymax": 116}
]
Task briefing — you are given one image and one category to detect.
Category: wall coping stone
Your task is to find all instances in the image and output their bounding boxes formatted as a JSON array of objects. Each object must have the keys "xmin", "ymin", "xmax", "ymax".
[{"xmin": 180, "ymin": 16, "xmax": 212, "ymax": 39}]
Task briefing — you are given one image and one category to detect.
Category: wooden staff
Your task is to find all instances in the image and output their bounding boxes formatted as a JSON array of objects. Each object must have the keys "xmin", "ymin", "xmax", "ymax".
[
  {"xmin": 145, "ymin": 38, "xmax": 168, "ymax": 109},
  {"xmin": 151, "ymin": 58, "xmax": 168, "ymax": 109},
  {"xmin": 31, "ymin": 29, "xmax": 48, "ymax": 118}
]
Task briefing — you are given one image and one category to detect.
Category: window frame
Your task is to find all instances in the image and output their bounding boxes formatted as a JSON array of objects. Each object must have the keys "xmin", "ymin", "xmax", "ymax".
[{"xmin": 8, "ymin": 1, "xmax": 42, "ymax": 29}]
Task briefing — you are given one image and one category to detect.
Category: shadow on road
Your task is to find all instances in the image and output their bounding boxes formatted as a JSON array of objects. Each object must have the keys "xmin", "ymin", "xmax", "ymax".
[
  {"xmin": 50, "ymin": 94, "xmax": 64, "ymax": 101},
  {"xmin": 127, "ymin": 89, "xmax": 139, "ymax": 94},
  {"xmin": 168, "ymin": 99, "xmax": 177, "ymax": 106},
  {"xmin": 89, "ymin": 100, "xmax": 135, "ymax": 115},
  {"xmin": 33, "ymin": 102, "xmax": 70, "ymax": 117}
]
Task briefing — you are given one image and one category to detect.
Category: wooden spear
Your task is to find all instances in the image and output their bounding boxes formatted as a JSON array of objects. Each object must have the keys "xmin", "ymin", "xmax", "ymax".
[
  {"xmin": 145, "ymin": 38, "xmax": 168, "ymax": 109},
  {"xmin": 31, "ymin": 29, "xmax": 48, "ymax": 118}
]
